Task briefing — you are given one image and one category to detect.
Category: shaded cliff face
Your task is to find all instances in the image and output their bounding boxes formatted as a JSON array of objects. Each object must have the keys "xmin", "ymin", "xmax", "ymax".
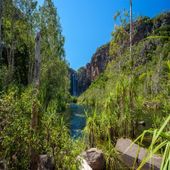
[{"xmin": 77, "ymin": 43, "xmax": 111, "ymax": 95}]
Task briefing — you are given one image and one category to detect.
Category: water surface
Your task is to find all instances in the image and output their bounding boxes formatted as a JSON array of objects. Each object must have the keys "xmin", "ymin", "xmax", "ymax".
[{"xmin": 70, "ymin": 103, "xmax": 86, "ymax": 138}]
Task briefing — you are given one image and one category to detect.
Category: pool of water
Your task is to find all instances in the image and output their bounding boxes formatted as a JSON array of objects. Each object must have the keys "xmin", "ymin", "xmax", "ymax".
[{"xmin": 69, "ymin": 103, "xmax": 86, "ymax": 138}]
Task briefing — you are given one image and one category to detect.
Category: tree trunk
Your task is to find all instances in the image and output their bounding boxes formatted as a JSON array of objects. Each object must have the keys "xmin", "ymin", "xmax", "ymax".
[
  {"xmin": 7, "ymin": 8, "xmax": 16, "ymax": 83},
  {"xmin": 0, "ymin": 0, "xmax": 3, "ymax": 65},
  {"xmin": 30, "ymin": 31, "xmax": 41, "ymax": 170},
  {"xmin": 33, "ymin": 32, "xmax": 41, "ymax": 87},
  {"xmin": 130, "ymin": 0, "xmax": 133, "ymax": 67},
  {"xmin": 28, "ymin": 14, "xmax": 34, "ymax": 84}
]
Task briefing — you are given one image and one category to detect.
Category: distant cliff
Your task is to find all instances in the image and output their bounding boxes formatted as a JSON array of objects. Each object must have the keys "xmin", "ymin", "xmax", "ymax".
[
  {"xmin": 69, "ymin": 43, "xmax": 111, "ymax": 95},
  {"xmin": 70, "ymin": 12, "xmax": 170, "ymax": 96},
  {"xmin": 77, "ymin": 43, "xmax": 111, "ymax": 94},
  {"xmin": 79, "ymin": 11, "xmax": 170, "ymax": 108}
]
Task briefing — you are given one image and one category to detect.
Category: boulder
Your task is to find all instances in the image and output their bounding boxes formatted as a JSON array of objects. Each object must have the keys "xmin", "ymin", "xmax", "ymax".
[
  {"xmin": 81, "ymin": 148, "xmax": 105, "ymax": 170},
  {"xmin": 115, "ymin": 138, "xmax": 162, "ymax": 170},
  {"xmin": 78, "ymin": 156, "xmax": 92, "ymax": 170},
  {"xmin": 38, "ymin": 155, "xmax": 55, "ymax": 170},
  {"xmin": 0, "ymin": 160, "xmax": 7, "ymax": 170}
]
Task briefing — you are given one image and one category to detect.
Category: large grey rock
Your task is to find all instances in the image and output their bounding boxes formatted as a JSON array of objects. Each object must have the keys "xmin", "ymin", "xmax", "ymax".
[
  {"xmin": 115, "ymin": 138, "xmax": 162, "ymax": 170},
  {"xmin": 81, "ymin": 148, "xmax": 105, "ymax": 170},
  {"xmin": 0, "ymin": 160, "xmax": 7, "ymax": 170},
  {"xmin": 38, "ymin": 155, "xmax": 55, "ymax": 170}
]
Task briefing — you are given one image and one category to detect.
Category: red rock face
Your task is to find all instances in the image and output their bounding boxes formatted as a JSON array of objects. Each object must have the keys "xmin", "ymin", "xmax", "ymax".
[
  {"xmin": 90, "ymin": 44, "xmax": 110, "ymax": 81},
  {"xmin": 77, "ymin": 43, "xmax": 111, "ymax": 94},
  {"xmin": 71, "ymin": 12, "xmax": 170, "ymax": 95}
]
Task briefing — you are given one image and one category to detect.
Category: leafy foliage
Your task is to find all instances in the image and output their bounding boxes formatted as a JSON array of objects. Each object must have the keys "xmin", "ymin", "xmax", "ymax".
[
  {"xmin": 79, "ymin": 12, "xmax": 170, "ymax": 169},
  {"xmin": 0, "ymin": 0, "xmax": 74, "ymax": 169},
  {"xmin": 0, "ymin": 1, "xmax": 169, "ymax": 169}
]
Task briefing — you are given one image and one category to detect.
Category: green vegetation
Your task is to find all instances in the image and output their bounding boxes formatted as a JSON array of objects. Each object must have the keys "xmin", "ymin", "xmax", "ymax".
[
  {"xmin": 0, "ymin": 0, "xmax": 82, "ymax": 169},
  {"xmin": 134, "ymin": 115, "xmax": 170, "ymax": 170},
  {"xmin": 0, "ymin": 0, "xmax": 169, "ymax": 169},
  {"xmin": 79, "ymin": 12, "xmax": 170, "ymax": 169}
]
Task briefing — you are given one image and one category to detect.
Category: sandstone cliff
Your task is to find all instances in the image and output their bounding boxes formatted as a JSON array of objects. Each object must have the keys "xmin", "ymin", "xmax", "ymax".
[
  {"xmin": 77, "ymin": 43, "xmax": 111, "ymax": 95},
  {"xmin": 70, "ymin": 12, "xmax": 170, "ymax": 96},
  {"xmin": 70, "ymin": 44, "xmax": 110, "ymax": 95}
]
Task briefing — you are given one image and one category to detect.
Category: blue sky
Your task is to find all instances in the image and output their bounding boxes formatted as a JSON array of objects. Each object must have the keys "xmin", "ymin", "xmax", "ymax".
[{"xmin": 38, "ymin": 0, "xmax": 170, "ymax": 70}]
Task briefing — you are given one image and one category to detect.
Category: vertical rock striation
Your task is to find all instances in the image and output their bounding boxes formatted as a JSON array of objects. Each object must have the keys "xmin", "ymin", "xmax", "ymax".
[
  {"xmin": 69, "ymin": 43, "xmax": 111, "ymax": 96},
  {"xmin": 76, "ymin": 43, "xmax": 111, "ymax": 95}
]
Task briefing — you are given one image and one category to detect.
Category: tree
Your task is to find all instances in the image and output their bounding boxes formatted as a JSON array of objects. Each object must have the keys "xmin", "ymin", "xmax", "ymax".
[
  {"xmin": 17, "ymin": 0, "xmax": 38, "ymax": 83},
  {"xmin": 0, "ymin": 0, "xmax": 3, "ymax": 65},
  {"xmin": 0, "ymin": 1, "xmax": 71, "ymax": 169},
  {"xmin": 112, "ymin": 1, "xmax": 133, "ymax": 66},
  {"xmin": 130, "ymin": 0, "xmax": 133, "ymax": 67},
  {"xmin": 2, "ymin": 0, "xmax": 25, "ymax": 84},
  {"xmin": 30, "ymin": 31, "xmax": 41, "ymax": 170},
  {"xmin": 0, "ymin": 0, "xmax": 38, "ymax": 86},
  {"xmin": 40, "ymin": 0, "xmax": 65, "ymax": 60},
  {"xmin": 111, "ymin": 9, "xmax": 130, "ymax": 57},
  {"xmin": 39, "ymin": 0, "xmax": 69, "ymax": 110}
]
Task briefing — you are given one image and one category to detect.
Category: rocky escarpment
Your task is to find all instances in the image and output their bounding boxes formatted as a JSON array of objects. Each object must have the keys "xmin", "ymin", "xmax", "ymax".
[
  {"xmin": 77, "ymin": 43, "xmax": 111, "ymax": 94},
  {"xmin": 132, "ymin": 13, "xmax": 170, "ymax": 44},
  {"xmin": 70, "ymin": 12, "xmax": 170, "ymax": 96},
  {"xmin": 70, "ymin": 44, "xmax": 110, "ymax": 95}
]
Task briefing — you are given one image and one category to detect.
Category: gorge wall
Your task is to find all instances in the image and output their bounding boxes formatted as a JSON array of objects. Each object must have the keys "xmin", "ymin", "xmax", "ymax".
[
  {"xmin": 70, "ymin": 12, "xmax": 170, "ymax": 96},
  {"xmin": 70, "ymin": 43, "xmax": 111, "ymax": 96}
]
